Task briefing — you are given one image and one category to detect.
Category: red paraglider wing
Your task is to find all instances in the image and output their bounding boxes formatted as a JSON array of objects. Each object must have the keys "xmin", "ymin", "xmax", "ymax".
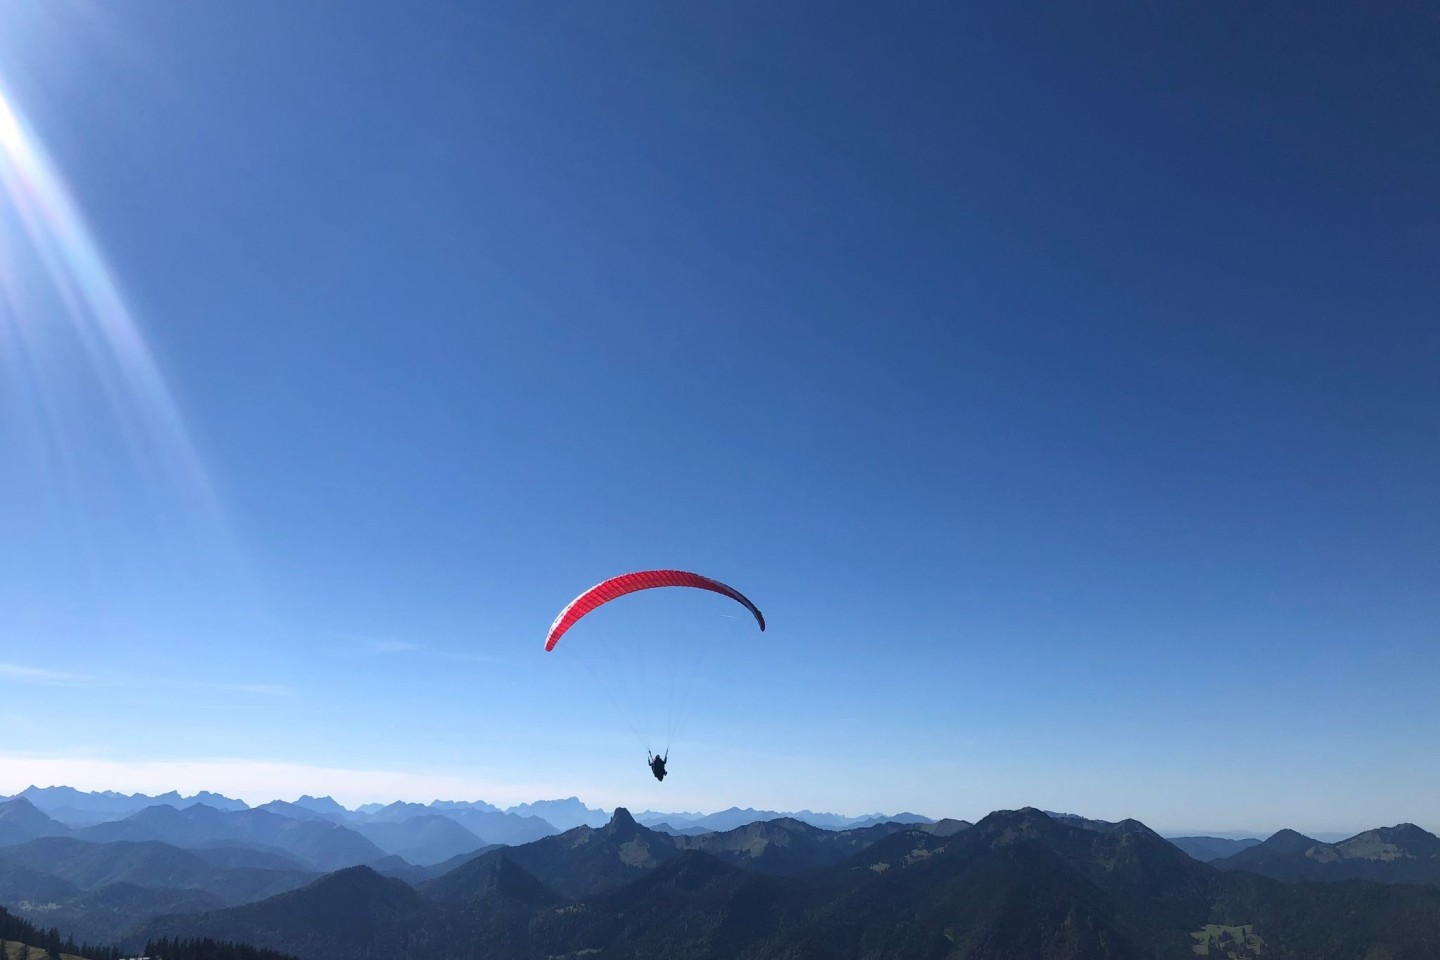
[{"xmin": 545, "ymin": 569, "xmax": 765, "ymax": 651}]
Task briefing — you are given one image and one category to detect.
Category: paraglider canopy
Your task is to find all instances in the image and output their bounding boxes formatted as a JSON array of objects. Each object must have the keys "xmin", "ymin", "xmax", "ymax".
[{"xmin": 545, "ymin": 569, "xmax": 764, "ymax": 652}]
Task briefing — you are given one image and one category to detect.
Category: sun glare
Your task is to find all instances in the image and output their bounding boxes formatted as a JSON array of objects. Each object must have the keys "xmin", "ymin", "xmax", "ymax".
[
  {"xmin": 0, "ymin": 82, "xmax": 222, "ymax": 528},
  {"xmin": 0, "ymin": 94, "xmax": 22, "ymax": 153}
]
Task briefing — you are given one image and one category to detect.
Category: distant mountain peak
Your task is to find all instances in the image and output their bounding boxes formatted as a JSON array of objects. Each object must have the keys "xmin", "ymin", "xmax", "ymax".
[
  {"xmin": 608, "ymin": 806, "xmax": 638, "ymax": 829},
  {"xmin": 0, "ymin": 796, "xmax": 72, "ymax": 845},
  {"xmin": 295, "ymin": 795, "xmax": 347, "ymax": 814},
  {"xmin": 1262, "ymin": 828, "xmax": 1321, "ymax": 851},
  {"xmin": 978, "ymin": 807, "xmax": 1059, "ymax": 837}
]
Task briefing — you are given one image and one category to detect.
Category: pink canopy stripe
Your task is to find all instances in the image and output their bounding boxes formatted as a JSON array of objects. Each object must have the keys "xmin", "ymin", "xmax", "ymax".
[{"xmin": 545, "ymin": 569, "xmax": 765, "ymax": 651}]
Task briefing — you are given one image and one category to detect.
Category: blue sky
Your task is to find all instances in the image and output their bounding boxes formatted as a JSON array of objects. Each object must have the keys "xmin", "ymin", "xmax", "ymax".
[{"xmin": 0, "ymin": 2, "xmax": 1435, "ymax": 836}]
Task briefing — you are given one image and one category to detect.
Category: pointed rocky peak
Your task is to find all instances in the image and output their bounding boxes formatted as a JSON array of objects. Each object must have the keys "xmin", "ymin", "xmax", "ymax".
[{"xmin": 602, "ymin": 806, "xmax": 641, "ymax": 838}]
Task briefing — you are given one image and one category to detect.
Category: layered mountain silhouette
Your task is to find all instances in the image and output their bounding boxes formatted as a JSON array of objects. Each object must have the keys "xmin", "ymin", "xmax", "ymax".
[
  {"xmin": 635, "ymin": 805, "xmax": 936, "ymax": 833},
  {"xmin": 12, "ymin": 788, "xmax": 247, "ymax": 826},
  {"xmin": 133, "ymin": 807, "xmax": 1440, "ymax": 960},
  {"xmin": 1214, "ymin": 823, "xmax": 1440, "ymax": 885},
  {"xmin": 348, "ymin": 815, "xmax": 491, "ymax": 866},
  {"xmin": 9, "ymin": 790, "xmax": 1440, "ymax": 960},
  {"xmin": 74, "ymin": 805, "xmax": 385, "ymax": 872},
  {"xmin": 421, "ymin": 807, "xmax": 675, "ymax": 901},
  {"xmin": 145, "ymin": 867, "xmax": 443, "ymax": 960},
  {"xmin": 503, "ymin": 797, "xmax": 610, "ymax": 831},
  {"xmin": 0, "ymin": 797, "xmax": 71, "ymax": 845},
  {"xmin": 6, "ymin": 788, "xmax": 942, "ymax": 843},
  {"xmin": 0, "ymin": 835, "xmax": 317, "ymax": 943},
  {"xmin": 0, "ymin": 837, "xmax": 313, "ymax": 901},
  {"xmin": 1167, "ymin": 835, "xmax": 1263, "ymax": 861}
]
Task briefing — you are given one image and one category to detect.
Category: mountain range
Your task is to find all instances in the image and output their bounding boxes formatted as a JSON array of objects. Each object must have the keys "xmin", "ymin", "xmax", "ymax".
[
  {"xmin": 8, "ymin": 788, "xmax": 1440, "ymax": 959},
  {"xmin": 4, "ymin": 787, "xmax": 949, "ymax": 837},
  {"xmin": 1213, "ymin": 823, "xmax": 1440, "ymax": 885},
  {"xmin": 135, "ymin": 807, "xmax": 1440, "ymax": 960}
]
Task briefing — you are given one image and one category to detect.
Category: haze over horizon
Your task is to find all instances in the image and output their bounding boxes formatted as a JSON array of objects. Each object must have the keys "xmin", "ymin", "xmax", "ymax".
[
  {"xmin": 1, "ymin": 2, "xmax": 1435, "ymax": 840},
  {"xmin": 0, "ymin": 777, "xmax": 1428, "ymax": 843}
]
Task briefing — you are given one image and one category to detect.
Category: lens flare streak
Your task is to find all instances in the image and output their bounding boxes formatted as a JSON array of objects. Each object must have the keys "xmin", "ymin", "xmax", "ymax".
[{"xmin": 0, "ymin": 84, "xmax": 219, "ymax": 523}]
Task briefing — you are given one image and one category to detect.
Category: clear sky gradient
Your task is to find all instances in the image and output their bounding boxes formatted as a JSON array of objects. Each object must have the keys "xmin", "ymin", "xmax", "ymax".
[{"xmin": 0, "ymin": 2, "xmax": 1435, "ymax": 836}]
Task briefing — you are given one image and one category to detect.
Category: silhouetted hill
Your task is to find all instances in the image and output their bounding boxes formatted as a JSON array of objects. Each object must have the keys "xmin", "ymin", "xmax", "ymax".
[
  {"xmin": 774, "ymin": 816, "xmax": 1144, "ymax": 958},
  {"xmin": 151, "ymin": 856, "xmax": 561, "ymax": 960},
  {"xmin": 0, "ymin": 856, "xmax": 80, "ymax": 905},
  {"xmin": 646, "ymin": 821, "xmax": 713, "ymax": 836},
  {"xmin": 20, "ymin": 880, "xmax": 226, "ymax": 944},
  {"xmin": 350, "ymin": 815, "xmax": 487, "ymax": 866},
  {"xmin": 253, "ymin": 803, "xmax": 334, "ymax": 824},
  {"xmin": 1168, "ymin": 836, "xmax": 1263, "ymax": 861},
  {"xmin": 288, "ymin": 797, "xmax": 348, "ymax": 820},
  {"xmin": 0, "ymin": 798, "xmax": 72, "ymax": 845},
  {"xmin": 0, "ymin": 834, "xmax": 315, "ymax": 943},
  {"xmin": 353, "ymin": 802, "xmax": 556, "ymax": 846},
  {"xmin": 136, "ymin": 867, "xmax": 443, "ymax": 960},
  {"xmin": 439, "ymin": 807, "xmax": 680, "ymax": 900},
  {"xmin": 0, "ymin": 837, "xmax": 312, "ymax": 904},
  {"xmin": 1214, "ymin": 823, "xmax": 1440, "ymax": 886},
  {"xmin": 533, "ymin": 850, "xmax": 800, "ymax": 959},
  {"xmin": 766, "ymin": 809, "xmax": 1440, "ymax": 960},
  {"xmin": 186, "ymin": 846, "xmax": 310, "ymax": 873},
  {"xmin": 1214, "ymin": 828, "xmax": 1327, "ymax": 874},
  {"xmin": 411, "ymin": 809, "xmax": 917, "ymax": 905},
  {"xmin": 374, "ymin": 847, "xmax": 498, "ymax": 886},
  {"xmin": 419, "ymin": 852, "xmax": 563, "ymax": 909},
  {"xmin": 76, "ymin": 806, "xmax": 385, "ymax": 871},
  {"xmin": 637, "ymin": 805, "xmax": 933, "ymax": 833},
  {"xmin": 425, "ymin": 808, "xmax": 559, "ymax": 847},
  {"xmin": 797, "ymin": 808, "xmax": 1213, "ymax": 951},
  {"xmin": 675, "ymin": 817, "xmax": 917, "ymax": 875}
]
